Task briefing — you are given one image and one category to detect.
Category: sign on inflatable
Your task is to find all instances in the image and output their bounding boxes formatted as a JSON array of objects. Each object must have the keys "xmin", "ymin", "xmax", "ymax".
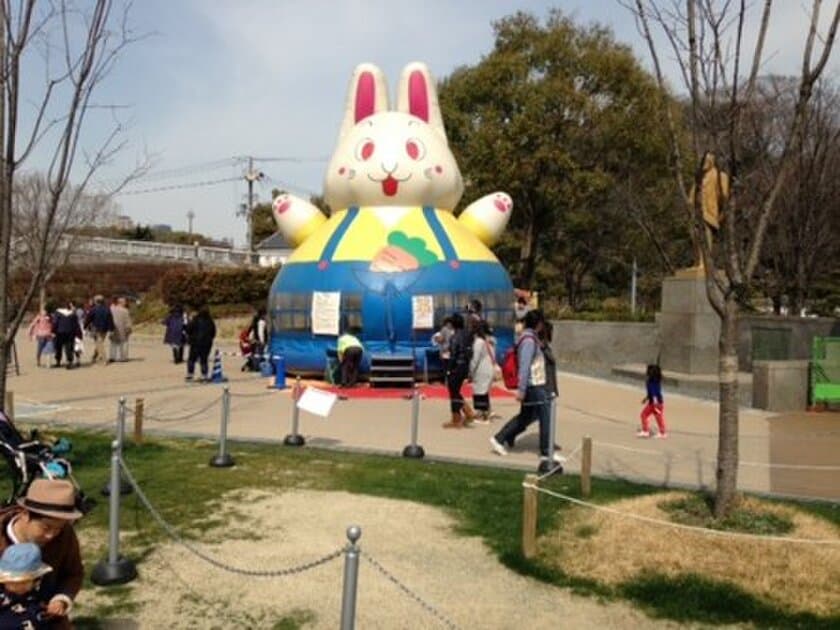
[{"xmin": 268, "ymin": 62, "xmax": 515, "ymax": 373}]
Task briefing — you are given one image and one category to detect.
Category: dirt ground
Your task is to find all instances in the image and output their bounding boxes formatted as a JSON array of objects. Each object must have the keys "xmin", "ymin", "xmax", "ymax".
[{"xmin": 75, "ymin": 489, "xmax": 689, "ymax": 629}]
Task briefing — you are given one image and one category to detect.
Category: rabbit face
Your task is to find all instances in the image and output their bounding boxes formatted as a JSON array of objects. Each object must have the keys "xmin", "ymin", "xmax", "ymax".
[{"xmin": 324, "ymin": 62, "xmax": 464, "ymax": 211}]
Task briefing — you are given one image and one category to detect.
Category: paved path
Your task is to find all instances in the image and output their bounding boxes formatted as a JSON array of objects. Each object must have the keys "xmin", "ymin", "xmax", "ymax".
[{"xmin": 7, "ymin": 337, "xmax": 839, "ymax": 501}]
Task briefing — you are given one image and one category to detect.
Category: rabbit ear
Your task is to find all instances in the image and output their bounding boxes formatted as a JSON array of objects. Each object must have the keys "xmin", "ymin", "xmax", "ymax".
[
  {"xmin": 397, "ymin": 62, "xmax": 446, "ymax": 138},
  {"xmin": 338, "ymin": 63, "xmax": 389, "ymax": 139}
]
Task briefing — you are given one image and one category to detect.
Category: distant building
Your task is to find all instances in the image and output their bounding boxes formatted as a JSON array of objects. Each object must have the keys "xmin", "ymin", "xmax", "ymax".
[
  {"xmin": 255, "ymin": 232, "xmax": 292, "ymax": 267},
  {"xmin": 151, "ymin": 224, "xmax": 172, "ymax": 233},
  {"xmin": 114, "ymin": 215, "xmax": 133, "ymax": 230}
]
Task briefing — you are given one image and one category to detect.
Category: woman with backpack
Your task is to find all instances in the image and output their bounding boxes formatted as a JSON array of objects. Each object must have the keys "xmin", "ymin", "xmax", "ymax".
[
  {"xmin": 490, "ymin": 309, "xmax": 562, "ymax": 468},
  {"xmin": 442, "ymin": 313, "xmax": 476, "ymax": 428}
]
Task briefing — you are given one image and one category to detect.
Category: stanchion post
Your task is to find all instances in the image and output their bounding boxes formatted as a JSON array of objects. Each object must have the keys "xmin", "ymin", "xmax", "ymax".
[
  {"xmin": 581, "ymin": 436, "xmax": 592, "ymax": 498},
  {"xmin": 209, "ymin": 387, "xmax": 235, "ymax": 467},
  {"xmin": 284, "ymin": 376, "xmax": 305, "ymax": 447},
  {"xmin": 522, "ymin": 473, "xmax": 538, "ymax": 559},
  {"xmin": 91, "ymin": 440, "xmax": 137, "ymax": 586},
  {"xmin": 102, "ymin": 398, "xmax": 132, "ymax": 496},
  {"xmin": 3, "ymin": 391, "xmax": 13, "ymax": 421},
  {"xmin": 134, "ymin": 398, "xmax": 144, "ymax": 445},
  {"xmin": 340, "ymin": 525, "xmax": 362, "ymax": 630},
  {"xmin": 402, "ymin": 386, "xmax": 425, "ymax": 459},
  {"xmin": 537, "ymin": 396, "xmax": 562, "ymax": 476}
]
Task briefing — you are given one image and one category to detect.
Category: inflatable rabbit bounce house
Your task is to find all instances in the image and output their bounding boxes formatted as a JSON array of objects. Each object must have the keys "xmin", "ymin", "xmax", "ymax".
[{"xmin": 268, "ymin": 62, "xmax": 515, "ymax": 373}]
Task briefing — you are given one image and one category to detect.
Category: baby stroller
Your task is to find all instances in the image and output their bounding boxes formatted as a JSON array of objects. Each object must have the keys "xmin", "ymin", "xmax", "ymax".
[{"xmin": 0, "ymin": 410, "xmax": 95, "ymax": 513}]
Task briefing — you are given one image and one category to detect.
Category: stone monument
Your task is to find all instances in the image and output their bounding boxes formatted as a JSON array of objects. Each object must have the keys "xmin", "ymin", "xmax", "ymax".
[{"xmin": 657, "ymin": 153, "xmax": 728, "ymax": 374}]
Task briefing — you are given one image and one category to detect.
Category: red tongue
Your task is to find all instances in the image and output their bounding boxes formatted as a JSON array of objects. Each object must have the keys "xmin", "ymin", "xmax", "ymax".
[{"xmin": 382, "ymin": 176, "xmax": 399, "ymax": 196}]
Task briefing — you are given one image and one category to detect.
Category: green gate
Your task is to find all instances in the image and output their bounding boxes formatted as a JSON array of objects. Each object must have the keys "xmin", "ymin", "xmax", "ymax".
[
  {"xmin": 752, "ymin": 326, "xmax": 791, "ymax": 362},
  {"xmin": 811, "ymin": 337, "xmax": 840, "ymax": 405}
]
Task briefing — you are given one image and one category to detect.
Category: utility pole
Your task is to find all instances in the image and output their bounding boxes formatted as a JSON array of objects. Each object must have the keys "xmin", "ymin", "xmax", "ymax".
[
  {"xmin": 186, "ymin": 210, "xmax": 194, "ymax": 235},
  {"xmin": 243, "ymin": 157, "xmax": 264, "ymax": 252}
]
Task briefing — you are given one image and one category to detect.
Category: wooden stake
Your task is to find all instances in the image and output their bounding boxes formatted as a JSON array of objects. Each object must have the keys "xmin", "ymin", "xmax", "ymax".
[
  {"xmin": 522, "ymin": 473, "xmax": 539, "ymax": 559},
  {"xmin": 581, "ymin": 436, "xmax": 592, "ymax": 497},
  {"xmin": 134, "ymin": 398, "xmax": 144, "ymax": 444}
]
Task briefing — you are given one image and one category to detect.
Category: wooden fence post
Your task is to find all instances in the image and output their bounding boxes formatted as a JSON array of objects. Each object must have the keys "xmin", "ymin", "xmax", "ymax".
[
  {"xmin": 134, "ymin": 398, "xmax": 144, "ymax": 444},
  {"xmin": 581, "ymin": 436, "xmax": 592, "ymax": 498},
  {"xmin": 522, "ymin": 473, "xmax": 538, "ymax": 559},
  {"xmin": 4, "ymin": 391, "xmax": 14, "ymax": 421}
]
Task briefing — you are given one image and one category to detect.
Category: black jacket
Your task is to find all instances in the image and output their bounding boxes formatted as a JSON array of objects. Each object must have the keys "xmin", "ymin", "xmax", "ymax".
[{"xmin": 186, "ymin": 313, "xmax": 216, "ymax": 349}]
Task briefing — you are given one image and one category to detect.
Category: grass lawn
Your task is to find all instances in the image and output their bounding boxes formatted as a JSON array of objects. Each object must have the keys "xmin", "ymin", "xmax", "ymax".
[{"xmin": 12, "ymin": 426, "xmax": 839, "ymax": 629}]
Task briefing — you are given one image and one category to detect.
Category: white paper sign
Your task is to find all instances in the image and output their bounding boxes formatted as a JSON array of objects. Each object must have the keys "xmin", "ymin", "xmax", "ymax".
[
  {"xmin": 311, "ymin": 291, "xmax": 341, "ymax": 335},
  {"xmin": 296, "ymin": 387, "xmax": 338, "ymax": 418},
  {"xmin": 412, "ymin": 295, "xmax": 434, "ymax": 329}
]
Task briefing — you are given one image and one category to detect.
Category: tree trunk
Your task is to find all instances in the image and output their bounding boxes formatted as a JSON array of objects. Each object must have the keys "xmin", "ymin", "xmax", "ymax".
[
  {"xmin": 714, "ymin": 295, "xmax": 740, "ymax": 517},
  {"xmin": 517, "ymin": 218, "xmax": 538, "ymax": 287}
]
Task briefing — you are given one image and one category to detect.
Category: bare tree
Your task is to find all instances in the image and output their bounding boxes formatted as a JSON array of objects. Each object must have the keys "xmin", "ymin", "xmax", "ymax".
[
  {"xmin": 11, "ymin": 171, "xmax": 119, "ymax": 308},
  {"xmin": 0, "ymin": 0, "xmax": 145, "ymax": 405},
  {"xmin": 750, "ymin": 79, "xmax": 840, "ymax": 313},
  {"xmin": 623, "ymin": 0, "xmax": 840, "ymax": 516}
]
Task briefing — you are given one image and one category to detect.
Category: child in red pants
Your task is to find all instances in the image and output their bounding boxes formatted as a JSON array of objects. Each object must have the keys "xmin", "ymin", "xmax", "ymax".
[{"xmin": 638, "ymin": 364, "xmax": 667, "ymax": 438}]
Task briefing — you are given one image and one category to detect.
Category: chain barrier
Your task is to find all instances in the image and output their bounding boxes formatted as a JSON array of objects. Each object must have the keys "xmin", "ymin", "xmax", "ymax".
[
  {"xmin": 524, "ymin": 482, "xmax": 840, "ymax": 545},
  {"xmin": 118, "ymin": 457, "xmax": 345, "ymax": 575},
  {"xmin": 363, "ymin": 552, "xmax": 461, "ymax": 630},
  {"xmin": 125, "ymin": 396, "xmax": 223, "ymax": 424},
  {"xmin": 229, "ymin": 391, "xmax": 276, "ymax": 399}
]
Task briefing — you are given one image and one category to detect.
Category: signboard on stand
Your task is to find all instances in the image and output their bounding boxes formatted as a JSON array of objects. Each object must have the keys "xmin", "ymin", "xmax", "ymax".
[{"xmin": 311, "ymin": 291, "xmax": 341, "ymax": 335}]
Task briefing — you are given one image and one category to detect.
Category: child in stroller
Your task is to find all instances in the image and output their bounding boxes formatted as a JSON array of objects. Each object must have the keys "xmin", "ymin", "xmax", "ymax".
[{"xmin": 0, "ymin": 411, "xmax": 93, "ymax": 513}]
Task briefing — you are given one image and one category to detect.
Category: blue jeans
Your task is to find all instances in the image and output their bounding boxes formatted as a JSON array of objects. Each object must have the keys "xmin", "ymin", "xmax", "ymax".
[{"xmin": 494, "ymin": 386, "xmax": 550, "ymax": 456}]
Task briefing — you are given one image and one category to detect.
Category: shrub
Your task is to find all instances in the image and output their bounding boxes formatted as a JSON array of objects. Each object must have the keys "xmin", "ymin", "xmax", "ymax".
[{"xmin": 161, "ymin": 266, "xmax": 279, "ymax": 308}]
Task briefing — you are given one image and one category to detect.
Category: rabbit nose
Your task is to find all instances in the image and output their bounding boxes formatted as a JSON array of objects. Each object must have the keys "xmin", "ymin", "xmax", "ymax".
[{"xmin": 380, "ymin": 160, "xmax": 398, "ymax": 174}]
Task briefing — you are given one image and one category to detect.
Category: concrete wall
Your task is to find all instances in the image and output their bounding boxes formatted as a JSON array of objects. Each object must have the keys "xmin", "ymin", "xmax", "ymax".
[
  {"xmin": 752, "ymin": 360, "xmax": 809, "ymax": 411},
  {"xmin": 549, "ymin": 320, "xmax": 659, "ymax": 367},
  {"xmin": 737, "ymin": 316, "xmax": 840, "ymax": 371}
]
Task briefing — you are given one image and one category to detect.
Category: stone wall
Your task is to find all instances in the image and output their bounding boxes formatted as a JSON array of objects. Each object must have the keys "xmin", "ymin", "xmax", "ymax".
[
  {"xmin": 549, "ymin": 320, "xmax": 660, "ymax": 367},
  {"xmin": 737, "ymin": 315, "xmax": 840, "ymax": 371}
]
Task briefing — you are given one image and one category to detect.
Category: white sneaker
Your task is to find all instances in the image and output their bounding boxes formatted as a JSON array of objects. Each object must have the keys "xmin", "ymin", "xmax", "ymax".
[
  {"xmin": 489, "ymin": 437, "xmax": 508, "ymax": 456},
  {"xmin": 654, "ymin": 433, "xmax": 668, "ymax": 439},
  {"xmin": 636, "ymin": 430, "xmax": 650, "ymax": 438},
  {"xmin": 552, "ymin": 453, "xmax": 566, "ymax": 464}
]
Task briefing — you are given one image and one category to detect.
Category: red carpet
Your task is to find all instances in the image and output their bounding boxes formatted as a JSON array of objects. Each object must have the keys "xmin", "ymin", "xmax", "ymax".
[{"xmin": 319, "ymin": 383, "xmax": 516, "ymax": 400}]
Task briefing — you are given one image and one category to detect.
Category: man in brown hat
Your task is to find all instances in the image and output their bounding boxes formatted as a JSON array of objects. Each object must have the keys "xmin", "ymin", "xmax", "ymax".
[{"xmin": 0, "ymin": 479, "xmax": 83, "ymax": 628}]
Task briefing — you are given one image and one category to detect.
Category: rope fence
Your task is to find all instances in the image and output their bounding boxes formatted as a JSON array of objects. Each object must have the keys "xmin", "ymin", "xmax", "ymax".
[{"xmin": 522, "ymin": 480, "xmax": 840, "ymax": 546}]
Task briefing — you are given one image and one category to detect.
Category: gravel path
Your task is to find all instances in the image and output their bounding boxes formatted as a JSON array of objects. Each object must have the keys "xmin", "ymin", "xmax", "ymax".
[{"xmin": 76, "ymin": 489, "xmax": 686, "ymax": 629}]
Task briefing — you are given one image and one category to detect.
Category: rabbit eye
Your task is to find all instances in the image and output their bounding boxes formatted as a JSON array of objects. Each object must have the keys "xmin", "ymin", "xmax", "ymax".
[
  {"xmin": 406, "ymin": 139, "xmax": 425, "ymax": 161},
  {"xmin": 355, "ymin": 139, "xmax": 375, "ymax": 161}
]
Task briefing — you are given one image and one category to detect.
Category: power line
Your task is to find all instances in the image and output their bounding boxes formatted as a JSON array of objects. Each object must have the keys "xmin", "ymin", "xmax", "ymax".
[{"xmin": 117, "ymin": 176, "xmax": 241, "ymax": 196}]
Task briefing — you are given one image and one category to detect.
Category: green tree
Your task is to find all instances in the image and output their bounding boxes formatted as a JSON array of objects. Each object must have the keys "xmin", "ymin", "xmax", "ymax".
[{"xmin": 439, "ymin": 10, "xmax": 679, "ymax": 300}]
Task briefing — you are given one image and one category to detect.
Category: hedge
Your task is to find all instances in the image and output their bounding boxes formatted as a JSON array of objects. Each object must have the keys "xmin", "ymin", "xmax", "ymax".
[{"xmin": 160, "ymin": 266, "xmax": 279, "ymax": 308}]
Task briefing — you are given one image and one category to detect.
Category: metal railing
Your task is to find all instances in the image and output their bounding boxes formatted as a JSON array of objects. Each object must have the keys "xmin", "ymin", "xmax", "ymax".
[{"xmin": 58, "ymin": 235, "xmax": 258, "ymax": 267}]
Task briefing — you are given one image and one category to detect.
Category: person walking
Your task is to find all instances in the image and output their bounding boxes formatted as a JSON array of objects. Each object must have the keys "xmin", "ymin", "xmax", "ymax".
[
  {"xmin": 109, "ymin": 297, "xmax": 132, "ymax": 362},
  {"xmin": 442, "ymin": 313, "xmax": 476, "ymax": 428},
  {"xmin": 638, "ymin": 364, "xmax": 667, "ymax": 438},
  {"xmin": 162, "ymin": 305, "xmax": 187, "ymax": 364},
  {"xmin": 337, "ymin": 330, "xmax": 364, "ymax": 388},
  {"xmin": 50, "ymin": 303, "xmax": 80, "ymax": 369},
  {"xmin": 27, "ymin": 309, "xmax": 53, "ymax": 368},
  {"xmin": 185, "ymin": 307, "xmax": 216, "ymax": 382},
  {"xmin": 469, "ymin": 319, "xmax": 496, "ymax": 424},
  {"xmin": 85, "ymin": 295, "xmax": 113, "ymax": 366},
  {"xmin": 490, "ymin": 310, "xmax": 560, "ymax": 469}
]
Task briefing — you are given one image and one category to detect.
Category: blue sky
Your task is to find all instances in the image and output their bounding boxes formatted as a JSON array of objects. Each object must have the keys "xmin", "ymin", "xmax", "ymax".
[{"xmin": 25, "ymin": 0, "xmax": 840, "ymax": 246}]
